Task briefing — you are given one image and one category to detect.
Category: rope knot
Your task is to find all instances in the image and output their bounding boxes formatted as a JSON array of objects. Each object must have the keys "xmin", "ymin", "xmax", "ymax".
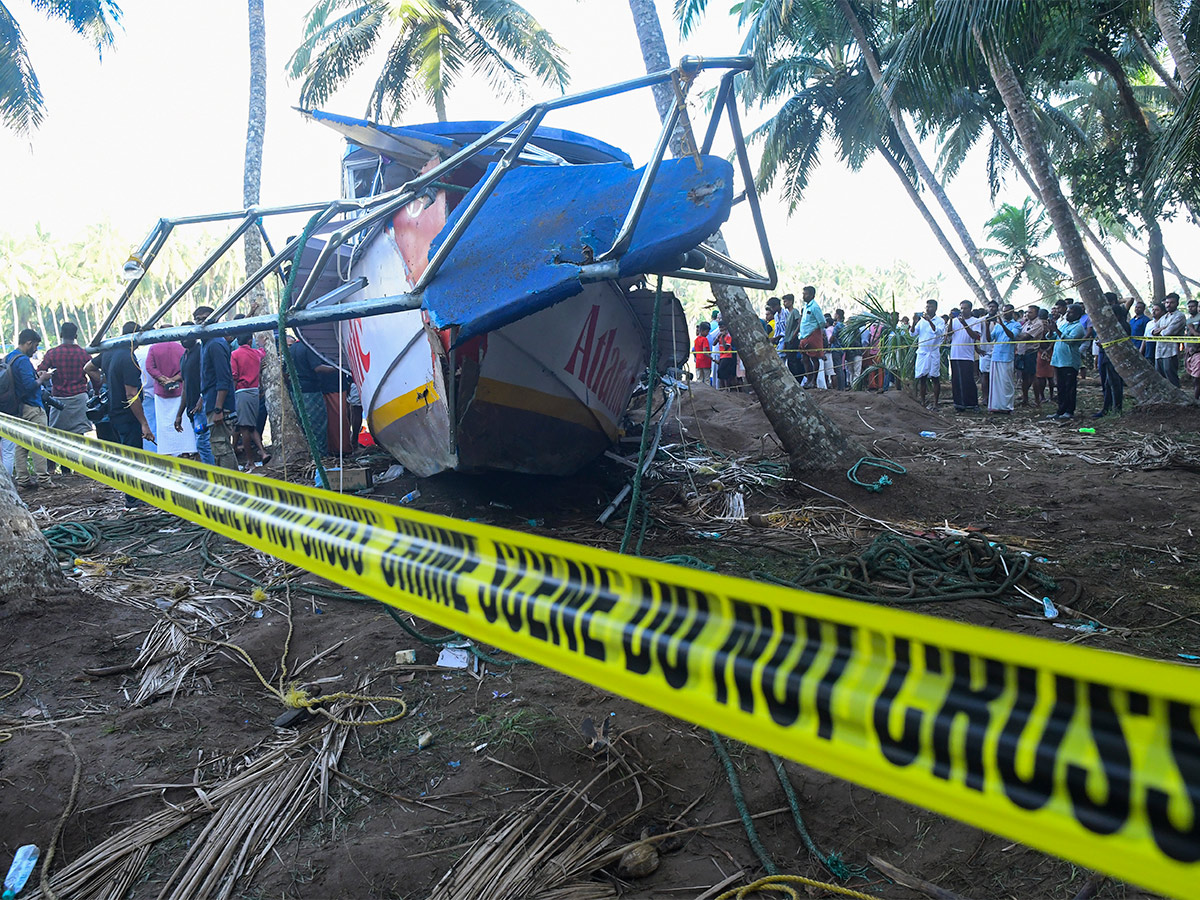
[{"xmin": 282, "ymin": 684, "xmax": 314, "ymax": 709}]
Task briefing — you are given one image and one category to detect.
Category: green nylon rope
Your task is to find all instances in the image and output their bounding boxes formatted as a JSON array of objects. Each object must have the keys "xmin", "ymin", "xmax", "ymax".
[
  {"xmin": 770, "ymin": 754, "xmax": 862, "ymax": 880},
  {"xmin": 620, "ymin": 276, "xmax": 664, "ymax": 556},
  {"xmin": 754, "ymin": 532, "xmax": 1074, "ymax": 608},
  {"xmin": 846, "ymin": 456, "xmax": 906, "ymax": 493},
  {"xmin": 711, "ymin": 730, "xmax": 777, "ymax": 876}
]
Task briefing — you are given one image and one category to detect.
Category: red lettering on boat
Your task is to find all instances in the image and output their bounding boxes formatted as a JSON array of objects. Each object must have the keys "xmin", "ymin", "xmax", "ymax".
[{"xmin": 347, "ymin": 317, "xmax": 371, "ymax": 384}]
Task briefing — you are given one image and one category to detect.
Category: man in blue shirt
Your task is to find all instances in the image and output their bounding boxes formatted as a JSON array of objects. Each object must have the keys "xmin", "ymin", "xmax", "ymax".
[
  {"xmin": 987, "ymin": 305, "xmax": 1019, "ymax": 413},
  {"xmin": 1127, "ymin": 300, "xmax": 1150, "ymax": 359},
  {"xmin": 5, "ymin": 329, "xmax": 53, "ymax": 490},
  {"xmin": 796, "ymin": 285, "xmax": 826, "ymax": 387},
  {"xmin": 1049, "ymin": 304, "xmax": 1087, "ymax": 419},
  {"xmin": 196, "ymin": 305, "xmax": 238, "ymax": 470}
]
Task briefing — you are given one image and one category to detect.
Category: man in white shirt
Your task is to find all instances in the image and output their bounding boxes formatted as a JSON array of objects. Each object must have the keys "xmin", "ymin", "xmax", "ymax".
[
  {"xmin": 1151, "ymin": 292, "xmax": 1186, "ymax": 387},
  {"xmin": 946, "ymin": 300, "xmax": 982, "ymax": 411},
  {"xmin": 913, "ymin": 299, "xmax": 946, "ymax": 407}
]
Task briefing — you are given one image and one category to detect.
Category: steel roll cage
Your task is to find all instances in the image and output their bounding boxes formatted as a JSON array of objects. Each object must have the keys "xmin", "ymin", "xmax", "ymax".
[{"xmin": 89, "ymin": 55, "xmax": 776, "ymax": 354}]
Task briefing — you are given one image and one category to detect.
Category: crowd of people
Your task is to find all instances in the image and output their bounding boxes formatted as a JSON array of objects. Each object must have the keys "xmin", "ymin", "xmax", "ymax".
[
  {"xmin": 2, "ymin": 309, "xmax": 363, "ymax": 504},
  {"xmin": 903, "ymin": 291, "xmax": 1198, "ymax": 417},
  {"xmin": 690, "ymin": 287, "xmax": 1200, "ymax": 418},
  {"xmin": 691, "ymin": 286, "xmax": 892, "ymax": 393}
]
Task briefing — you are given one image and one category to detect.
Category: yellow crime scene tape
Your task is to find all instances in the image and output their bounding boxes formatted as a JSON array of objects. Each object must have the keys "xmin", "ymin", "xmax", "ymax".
[{"xmin": 1, "ymin": 413, "xmax": 1198, "ymax": 898}]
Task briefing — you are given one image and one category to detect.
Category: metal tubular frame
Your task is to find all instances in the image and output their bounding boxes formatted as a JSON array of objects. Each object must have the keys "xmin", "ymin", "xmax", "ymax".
[
  {"xmin": 89, "ymin": 288, "xmax": 422, "ymax": 353},
  {"xmin": 92, "ymin": 55, "xmax": 775, "ymax": 352}
]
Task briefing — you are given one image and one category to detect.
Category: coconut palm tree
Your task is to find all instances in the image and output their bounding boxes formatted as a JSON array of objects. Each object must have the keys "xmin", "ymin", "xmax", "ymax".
[
  {"xmin": 1, "ymin": 0, "xmax": 122, "ymax": 133},
  {"xmin": 897, "ymin": 0, "xmax": 1187, "ymax": 405},
  {"xmin": 289, "ymin": 0, "xmax": 569, "ymax": 122},
  {"xmin": 718, "ymin": 0, "xmax": 991, "ymax": 309},
  {"xmin": 1152, "ymin": 0, "xmax": 1197, "ymax": 87},
  {"xmin": 982, "ymin": 198, "xmax": 1066, "ymax": 302},
  {"xmin": 832, "ymin": 0, "xmax": 1005, "ymax": 308},
  {"xmin": 628, "ymin": 0, "xmax": 857, "ymax": 467}
]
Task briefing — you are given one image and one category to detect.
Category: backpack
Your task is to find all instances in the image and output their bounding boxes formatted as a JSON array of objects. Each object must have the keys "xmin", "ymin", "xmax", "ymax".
[{"xmin": 0, "ymin": 351, "xmax": 21, "ymax": 416}]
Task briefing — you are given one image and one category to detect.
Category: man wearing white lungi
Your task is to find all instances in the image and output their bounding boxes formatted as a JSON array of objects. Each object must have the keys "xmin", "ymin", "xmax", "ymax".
[
  {"xmin": 913, "ymin": 299, "xmax": 945, "ymax": 408},
  {"xmin": 988, "ymin": 305, "xmax": 1019, "ymax": 414}
]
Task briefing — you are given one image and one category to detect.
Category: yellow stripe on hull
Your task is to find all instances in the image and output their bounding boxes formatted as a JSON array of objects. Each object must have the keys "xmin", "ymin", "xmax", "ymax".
[
  {"xmin": 474, "ymin": 377, "xmax": 611, "ymax": 437},
  {"xmin": 370, "ymin": 380, "xmax": 441, "ymax": 433}
]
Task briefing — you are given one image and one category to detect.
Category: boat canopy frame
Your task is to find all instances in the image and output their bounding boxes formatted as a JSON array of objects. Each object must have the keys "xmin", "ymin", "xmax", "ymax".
[{"xmin": 90, "ymin": 55, "xmax": 777, "ymax": 353}]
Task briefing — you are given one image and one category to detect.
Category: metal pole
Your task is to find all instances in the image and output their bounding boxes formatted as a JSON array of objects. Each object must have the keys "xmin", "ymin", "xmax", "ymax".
[
  {"xmin": 139, "ymin": 212, "xmax": 260, "ymax": 330},
  {"xmin": 596, "ymin": 98, "xmax": 682, "ymax": 262},
  {"xmin": 414, "ymin": 109, "xmax": 548, "ymax": 292},
  {"xmin": 89, "ymin": 220, "xmax": 173, "ymax": 347},
  {"xmin": 88, "ymin": 290, "xmax": 421, "ymax": 353},
  {"xmin": 206, "ymin": 204, "xmax": 344, "ymax": 324}
]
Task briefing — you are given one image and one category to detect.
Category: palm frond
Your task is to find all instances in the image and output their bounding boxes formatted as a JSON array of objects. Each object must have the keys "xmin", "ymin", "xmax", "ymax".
[
  {"xmin": 467, "ymin": 0, "xmax": 570, "ymax": 93},
  {"xmin": 675, "ymin": 0, "xmax": 712, "ymax": 38},
  {"xmin": 0, "ymin": 4, "xmax": 43, "ymax": 132},
  {"xmin": 369, "ymin": 26, "xmax": 421, "ymax": 121},
  {"xmin": 28, "ymin": 0, "xmax": 121, "ymax": 54},
  {"xmin": 291, "ymin": 2, "xmax": 385, "ymax": 106}
]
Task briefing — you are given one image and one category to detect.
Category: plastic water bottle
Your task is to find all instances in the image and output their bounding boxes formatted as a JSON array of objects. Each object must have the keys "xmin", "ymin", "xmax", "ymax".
[
  {"xmin": 399, "ymin": 489, "xmax": 421, "ymax": 505},
  {"xmin": 919, "ymin": 431, "xmax": 937, "ymax": 438},
  {"xmin": 3, "ymin": 844, "xmax": 39, "ymax": 899}
]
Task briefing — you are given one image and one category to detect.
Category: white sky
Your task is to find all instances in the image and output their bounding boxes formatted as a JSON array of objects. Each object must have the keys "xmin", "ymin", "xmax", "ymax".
[{"xmin": 0, "ymin": 0, "xmax": 1191, "ymax": 303}]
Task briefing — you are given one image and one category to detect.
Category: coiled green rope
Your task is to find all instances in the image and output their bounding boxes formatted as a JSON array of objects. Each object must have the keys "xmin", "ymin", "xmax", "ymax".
[{"xmin": 846, "ymin": 456, "xmax": 905, "ymax": 493}]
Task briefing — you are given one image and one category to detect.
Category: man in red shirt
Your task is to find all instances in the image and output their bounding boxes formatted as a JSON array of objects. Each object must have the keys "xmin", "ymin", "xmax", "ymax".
[
  {"xmin": 37, "ymin": 322, "xmax": 94, "ymax": 475},
  {"xmin": 230, "ymin": 333, "xmax": 270, "ymax": 468},
  {"xmin": 693, "ymin": 322, "xmax": 712, "ymax": 384}
]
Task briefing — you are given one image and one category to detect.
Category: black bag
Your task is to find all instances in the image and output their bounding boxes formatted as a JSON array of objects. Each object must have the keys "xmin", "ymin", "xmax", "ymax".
[{"xmin": 0, "ymin": 352, "xmax": 21, "ymax": 416}]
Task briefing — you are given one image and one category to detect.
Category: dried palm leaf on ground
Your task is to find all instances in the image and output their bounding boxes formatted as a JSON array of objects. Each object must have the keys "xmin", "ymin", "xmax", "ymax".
[
  {"xmin": 1109, "ymin": 436, "xmax": 1200, "ymax": 471},
  {"xmin": 945, "ymin": 424, "xmax": 1200, "ymax": 471},
  {"xmin": 132, "ymin": 593, "xmax": 253, "ymax": 706},
  {"xmin": 426, "ymin": 786, "xmax": 619, "ymax": 900},
  {"xmin": 24, "ymin": 707, "xmax": 360, "ymax": 900}
]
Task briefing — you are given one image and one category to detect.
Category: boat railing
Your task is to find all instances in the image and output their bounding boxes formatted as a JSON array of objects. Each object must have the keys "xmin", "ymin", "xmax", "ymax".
[{"xmin": 89, "ymin": 55, "xmax": 777, "ymax": 353}]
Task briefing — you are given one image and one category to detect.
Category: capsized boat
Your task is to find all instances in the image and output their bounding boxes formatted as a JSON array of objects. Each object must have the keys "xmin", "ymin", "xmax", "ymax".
[
  {"xmin": 90, "ymin": 57, "xmax": 777, "ymax": 477},
  {"xmin": 292, "ymin": 113, "xmax": 734, "ymax": 476}
]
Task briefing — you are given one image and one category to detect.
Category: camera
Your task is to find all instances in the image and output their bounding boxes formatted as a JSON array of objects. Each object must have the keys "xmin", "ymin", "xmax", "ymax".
[{"xmin": 86, "ymin": 390, "xmax": 109, "ymax": 423}]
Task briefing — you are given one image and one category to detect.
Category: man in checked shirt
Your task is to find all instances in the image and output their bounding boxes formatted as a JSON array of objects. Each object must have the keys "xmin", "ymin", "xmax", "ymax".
[{"xmin": 37, "ymin": 321, "xmax": 95, "ymax": 476}]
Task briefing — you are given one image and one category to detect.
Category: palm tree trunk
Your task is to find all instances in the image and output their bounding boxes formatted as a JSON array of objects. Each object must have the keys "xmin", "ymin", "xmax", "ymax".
[
  {"xmin": 1163, "ymin": 246, "xmax": 1193, "ymax": 299},
  {"xmin": 1116, "ymin": 230, "xmax": 1200, "ymax": 292},
  {"xmin": 1146, "ymin": 220, "xmax": 1167, "ymax": 303},
  {"xmin": 243, "ymin": 0, "xmax": 303, "ymax": 459},
  {"xmin": 1131, "ymin": 25, "xmax": 1185, "ymax": 101},
  {"xmin": 626, "ymin": 0, "xmax": 857, "ymax": 468},
  {"xmin": 977, "ymin": 30, "xmax": 1188, "ymax": 406},
  {"xmin": 877, "ymin": 140, "xmax": 988, "ymax": 307},
  {"xmin": 1081, "ymin": 45, "xmax": 1168, "ymax": 304},
  {"xmin": 1154, "ymin": 0, "xmax": 1197, "ymax": 88},
  {"xmin": 0, "ymin": 470, "xmax": 64, "ymax": 595},
  {"xmin": 836, "ymin": 0, "xmax": 1005, "ymax": 308},
  {"xmin": 985, "ymin": 113, "xmax": 1141, "ymax": 303}
]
